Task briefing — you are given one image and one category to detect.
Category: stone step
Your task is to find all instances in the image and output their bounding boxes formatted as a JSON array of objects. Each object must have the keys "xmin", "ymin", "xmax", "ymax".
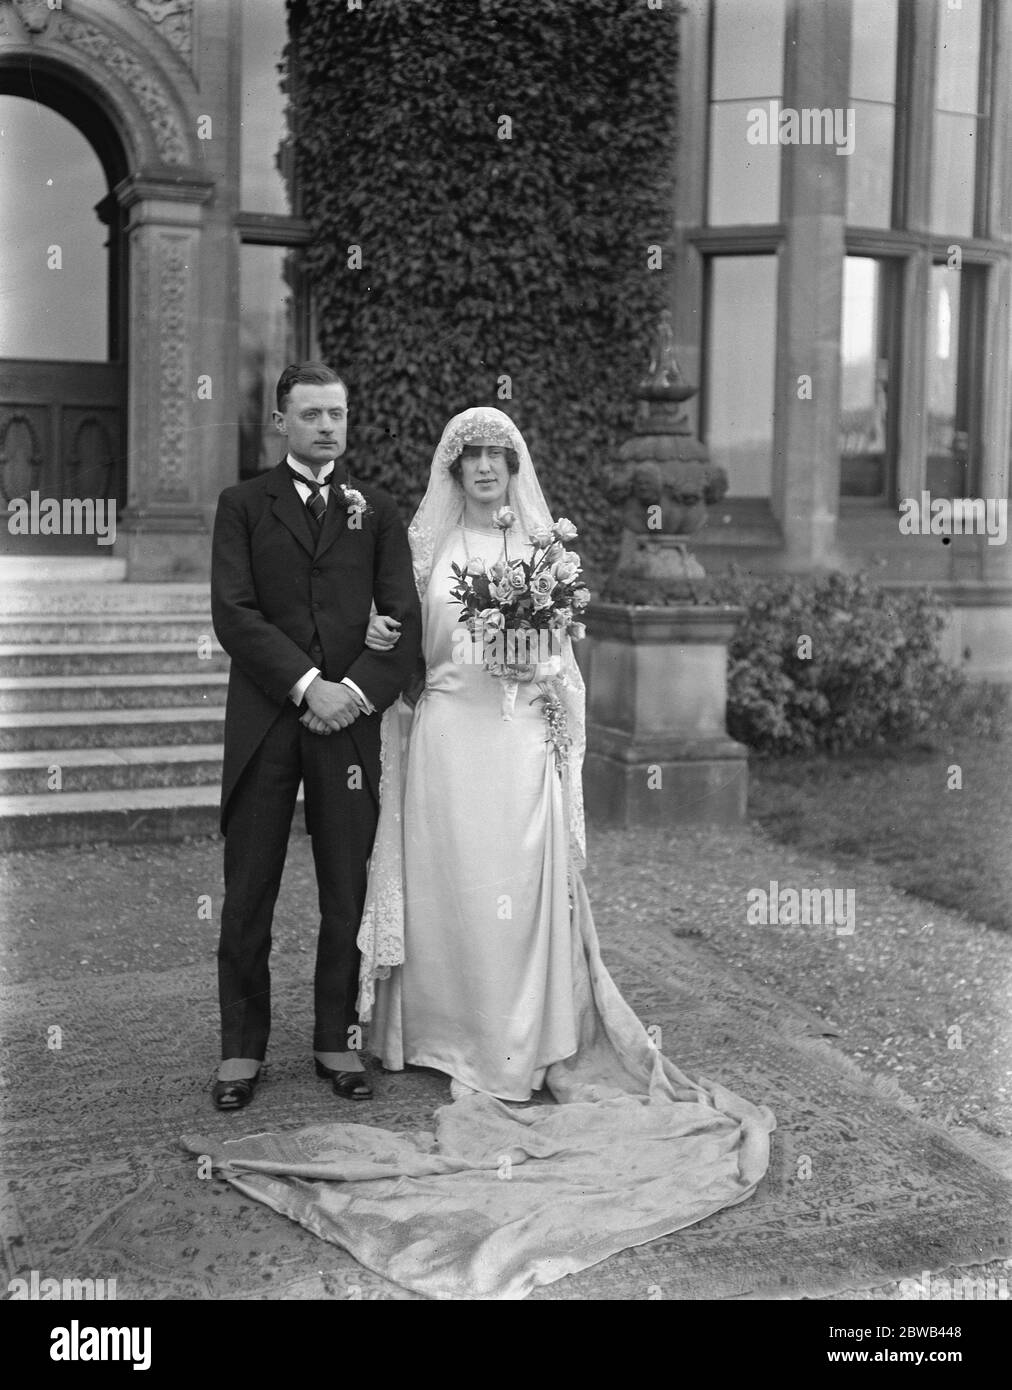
[
  {"xmin": 0, "ymin": 784, "xmax": 224, "ymax": 851},
  {"xmin": 0, "ymin": 782, "xmax": 306, "ymax": 851},
  {"xmin": 0, "ymin": 706, "xmax": 224, "ymax": 753},
  {"xmin": 0, "ymin": 642, "xmax": 229, "ymax": 677},
  {"xmin": 0, "ymin": 581, "xmax": 232, "ymax": 845},
  {"xmin": 0, "ymin": 744, "xmax": 223, "ymax": 795},
  {"xmin": 0, "ymin": 615, "xmax": 218, "ymax": 645},
  {"xmin": 0, "ymin": 558, "xmax": 127, "ymax": 585},
  {"xmin": 0, "ymin": 580, "xmax": 211, "ymax": 615},
  {"xmin": 0, "ymin": 673, "xmax": 229, "ymax": 714}
]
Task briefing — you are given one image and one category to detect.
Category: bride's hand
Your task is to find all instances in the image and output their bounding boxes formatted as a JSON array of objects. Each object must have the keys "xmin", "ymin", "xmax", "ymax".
[
  {"xmin": 366, "ymin": 614, "xmax": 401, "ymax": 651},
  {"xmin": 503, "ymin": 662, "xmax": 537, "ymax": 684},
  {"xmin": 533, "ymin": 655, "xmax": 563, "ymax": 683}
]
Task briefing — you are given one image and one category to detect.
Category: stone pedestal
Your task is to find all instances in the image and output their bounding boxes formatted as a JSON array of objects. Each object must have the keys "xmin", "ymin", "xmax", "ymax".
[{"xmin": 584, "ymin": 602, "xmax": 747, "ymax": 826}]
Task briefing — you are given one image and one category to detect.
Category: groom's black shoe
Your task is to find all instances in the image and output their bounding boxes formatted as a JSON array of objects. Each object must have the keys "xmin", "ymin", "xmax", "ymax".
[
  {"xmin": 314, "ymin": 1058, "xmax": 373, "ymax": 1099},
  {"xmin": 212, "ymin": 1070, "xmax": 260, "ymax": 1111}
]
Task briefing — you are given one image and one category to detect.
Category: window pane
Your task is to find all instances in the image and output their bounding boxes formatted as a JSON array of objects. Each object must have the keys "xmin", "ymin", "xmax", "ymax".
[
  {"xmin": 926, "ymin": 264, "xmax": 965, "ymax": 495},
  {"xmin": 931, "ymin": 0, "xmax": 982, "ymax": 236},
  {"xmin": 239, "ymin": 245, "xmax": 302, "ymax": 477},
  {"xmin": 840, "ymin": 258, "xmax": 889, "ymax": 496},
  {"xmin": 935, "ymin": 0, "xmax": 982, "ymax": 113},
  {"xmin": 0, "ymin": 97, "xmax": 108, "ymax": 360},
  {"xmin": 846, "ymin": 0, "xmax": 897, "ymax": 227},
  {"xmin": 846, "ymin": 102, "xmax": 894, "ymax": 227},
  {"xmin": 850, "ymin": 0, "xmax": 898, "ymax": 104},
  {"xmin": 240, "ymin": 0, "xmax": 293, "ymax": 214},
  {"xmin": 711, "ymin": 0, "xmax": 785, "ymax": 100},
  {"xmin": 931, "ymin": 113, "xmax": 979, "ymax": 237},
  {"xmin": 708, "ymin": 101, "xmax": 781, "ymax": 224},
  {"xmin": 705, "ymin": 256, "xmax": 777, "ymax": 497},
  {"xmin": 708, "ymin": 0, "xmax": 784, "ymax": 224}
]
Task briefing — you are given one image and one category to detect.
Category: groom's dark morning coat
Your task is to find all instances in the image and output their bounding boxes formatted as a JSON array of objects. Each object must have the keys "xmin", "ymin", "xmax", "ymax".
[{"xmin": 211, "ymin": 459, "xmax": 422, "ymax": 830}]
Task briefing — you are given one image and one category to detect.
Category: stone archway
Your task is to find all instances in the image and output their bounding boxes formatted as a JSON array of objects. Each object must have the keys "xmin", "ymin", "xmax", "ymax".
[
  {"xmin": 0, "ymin": 74, "xmax": 129, "ymax": 553},
  {"xmin": 0, "ymin": 0, "xmax": 222, "ymax": 577}
]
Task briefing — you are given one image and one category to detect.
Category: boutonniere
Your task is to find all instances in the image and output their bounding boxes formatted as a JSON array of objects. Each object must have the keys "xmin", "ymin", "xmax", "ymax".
[{"xmin": 339, "ymin": 483, "xmax": 370, "ymax": 519}]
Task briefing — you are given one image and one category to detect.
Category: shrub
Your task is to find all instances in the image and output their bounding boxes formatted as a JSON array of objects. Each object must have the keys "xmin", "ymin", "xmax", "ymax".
[
  {"xmin": 707, "ymin": 569, "xmax": 1005, "ymax": 754},
  {"xmin": 938, "ymin": 678, "xmax": 1010, "ymax": 742},
  {"xmin": 287, "ymin": 0, "xmax": 679, "ymax": 571}
]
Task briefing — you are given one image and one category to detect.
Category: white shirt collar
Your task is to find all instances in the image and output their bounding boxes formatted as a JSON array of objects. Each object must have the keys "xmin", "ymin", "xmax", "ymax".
[{"xmin": 286, "ymin": 453, "xmax": 335, "ymax": 484}]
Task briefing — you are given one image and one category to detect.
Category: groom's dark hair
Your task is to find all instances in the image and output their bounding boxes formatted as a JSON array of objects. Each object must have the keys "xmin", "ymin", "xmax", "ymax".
[{"xmin": 276, "ymin": 362, "xmax": 348, "ymax": 413}]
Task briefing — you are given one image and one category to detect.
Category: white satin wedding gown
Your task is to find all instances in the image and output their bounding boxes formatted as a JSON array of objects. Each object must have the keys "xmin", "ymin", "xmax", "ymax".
[{"xmin": 371, "ymin": 526, "xmax": 579, "ymax": 1099}]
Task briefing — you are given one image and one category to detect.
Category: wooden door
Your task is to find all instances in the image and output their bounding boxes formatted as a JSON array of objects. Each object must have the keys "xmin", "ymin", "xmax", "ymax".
[{"xmin": 0, "ymin": 361, "xmax": 126, "ymax": 554}]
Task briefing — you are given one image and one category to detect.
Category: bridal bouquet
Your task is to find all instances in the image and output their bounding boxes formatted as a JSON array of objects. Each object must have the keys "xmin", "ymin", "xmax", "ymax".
[{"xmin": 448, "ymin": 508, "xmax": 590, "ymax": 747}]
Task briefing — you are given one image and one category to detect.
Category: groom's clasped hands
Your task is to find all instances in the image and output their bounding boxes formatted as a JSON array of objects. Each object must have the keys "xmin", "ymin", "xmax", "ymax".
[
  {"xmin": 299, "ymin": 675, "xmax": 362, "ymax": 735},
  {"xmin": 299, "ymin": 614, "xmax": 403, "ymax": 734}
]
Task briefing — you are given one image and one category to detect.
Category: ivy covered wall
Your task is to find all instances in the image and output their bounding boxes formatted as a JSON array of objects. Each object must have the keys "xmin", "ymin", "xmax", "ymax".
[{"xmin": 288, "ymin": 0, "xmax": 678, "ymax": 572}]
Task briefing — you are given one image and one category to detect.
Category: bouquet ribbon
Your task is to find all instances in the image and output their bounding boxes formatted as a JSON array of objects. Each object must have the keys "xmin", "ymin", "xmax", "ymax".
[{"xmin": 500, "ymin": 677, "xmax": 519, "ymax": 721}]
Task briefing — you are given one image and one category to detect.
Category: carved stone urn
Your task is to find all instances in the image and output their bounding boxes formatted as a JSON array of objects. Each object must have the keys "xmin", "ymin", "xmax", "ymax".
[
  {"xmin": 601, "ymin": 310, "xmax": 728, "ymax": 603},
  {"xmin": 583, "ymin": 312, "xmax": 747, "ymax": 827}
]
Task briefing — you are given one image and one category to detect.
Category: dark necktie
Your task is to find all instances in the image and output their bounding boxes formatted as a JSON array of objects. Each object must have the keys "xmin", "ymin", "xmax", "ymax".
[{"xmin": 289, "ymin": 468, "xmax": 329, "ymax": 529}]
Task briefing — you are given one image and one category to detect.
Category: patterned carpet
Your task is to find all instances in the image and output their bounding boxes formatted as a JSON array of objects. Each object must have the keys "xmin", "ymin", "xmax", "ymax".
[{"xmin": 1, "ymin": 927, "xmax": 1008, "ymax": 1300}]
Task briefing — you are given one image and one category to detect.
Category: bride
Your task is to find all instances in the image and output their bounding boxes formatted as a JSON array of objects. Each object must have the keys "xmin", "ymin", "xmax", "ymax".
[
  {"xmin": 184, "ymin": 407, "xmax": 775, "ymax": 1301},
  {"xmin": 363, "ymin": 406, "xmax": 589, "ymax": 1099}
]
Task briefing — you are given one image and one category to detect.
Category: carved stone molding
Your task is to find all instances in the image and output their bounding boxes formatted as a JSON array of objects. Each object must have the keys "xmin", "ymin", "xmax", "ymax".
[
  {"xmin": 47, "ymin": 11, "xmax": 190, "ymax": 164},
  {"xmin": 128, "ymin": 225, "xmax": 151, "ymax": 509},
  {"xmin": 116, "ymin": 172, "xmax": 214, "ymax": 211},
  {"xmin": 155, "ymin": 234, "xmax": 190, "ymax": 499},
  {"xmin": 130, "ymin": 0, "xmax": 193, "ymax": 61},
  {"xmin": 12, "ymin": 0, "xmax": 51, "ymax": 35}
]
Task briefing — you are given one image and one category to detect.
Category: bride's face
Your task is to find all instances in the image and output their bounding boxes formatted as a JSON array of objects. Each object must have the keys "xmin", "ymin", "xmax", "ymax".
[{"xmin": 458, "ymin": 444, "xmax": 510, "ymax": 508}]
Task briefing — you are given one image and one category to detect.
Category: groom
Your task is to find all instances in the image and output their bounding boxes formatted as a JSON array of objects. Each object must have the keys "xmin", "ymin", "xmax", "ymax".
[{"xmin": 209, "ymin": 361, "xmax": 421, "ymax": 1110}]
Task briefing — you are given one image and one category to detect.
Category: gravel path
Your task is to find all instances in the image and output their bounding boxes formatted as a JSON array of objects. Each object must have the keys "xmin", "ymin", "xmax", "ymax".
[
  {"xmin": 2, "ymin": 817, "xmax": 1008, "ymax": 1137},
  {"xmin": 2, "ymin": 817, "xmax": 1009, "ymax": 1301},
  {"xmin": 584, "ymin": 823, "xmax": 1012, "ymax": 1141}
]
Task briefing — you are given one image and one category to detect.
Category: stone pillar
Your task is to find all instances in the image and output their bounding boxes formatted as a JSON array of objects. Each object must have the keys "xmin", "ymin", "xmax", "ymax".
[
  {"xmin": 894, "ymin": 0, "xmax": 937, "ymax": 507},
  {"xmin": 113, "ymin": 173, "xmax": 214, "ymax": 580},
  {"xmin": 584, "ymin": 603, "xmax": 747, "ymax": 827},
  {"xmin": 771, "ymin": 0, "xmax": 851, "ymax": 568},
  {"xmin": 980, "ymin": 1, "xmax": 1012, "ymax": 512},
  {"xmin": 190, "ymin": 0, "xmax": 243, "ymax": 532}
]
